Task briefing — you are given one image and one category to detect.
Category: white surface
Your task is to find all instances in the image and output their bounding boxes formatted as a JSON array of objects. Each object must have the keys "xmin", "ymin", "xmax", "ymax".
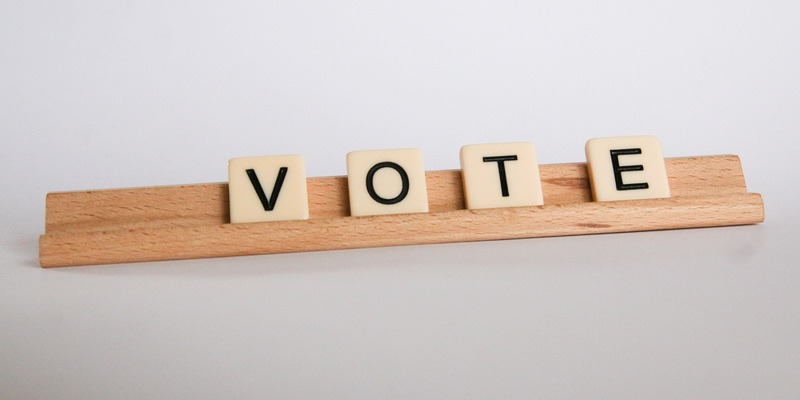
[{"xmin": 1, "ymin": 1, "xmax": 799, "ymax": 398}]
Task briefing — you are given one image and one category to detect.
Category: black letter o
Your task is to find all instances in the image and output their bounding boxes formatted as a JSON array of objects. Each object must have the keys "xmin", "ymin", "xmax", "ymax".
[{"xmin": 365, "ymin": 162, "xmax": 409, "ymax": 205}]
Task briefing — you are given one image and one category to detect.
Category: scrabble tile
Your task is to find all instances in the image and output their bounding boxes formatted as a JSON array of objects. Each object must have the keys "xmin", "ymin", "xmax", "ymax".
[
  {"xmin": 459, "ymin": 142, "xmax": 544, "ymax": 209},
  {"xmin": 346, "ymin": 148, "xmax": 429, "ymax": 217},
  {"xmin": 585, "ymin": 136, "xmax": 670, "ymax": 202},
  {"xmin": 228, "ymin": 155, "xmax": 309, "ymax": 223}
]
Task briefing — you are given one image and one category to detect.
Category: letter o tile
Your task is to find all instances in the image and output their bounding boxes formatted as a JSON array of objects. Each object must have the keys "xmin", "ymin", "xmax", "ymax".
[{"xmin": 346, "ymin": 149, "xmax": 429, "ymax": 217}]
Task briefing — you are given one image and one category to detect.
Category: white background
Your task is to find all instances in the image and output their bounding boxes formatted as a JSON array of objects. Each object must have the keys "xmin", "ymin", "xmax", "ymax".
[{"xmin": 2, "ymin": 1, "xmax": 799, "ymax": 398}]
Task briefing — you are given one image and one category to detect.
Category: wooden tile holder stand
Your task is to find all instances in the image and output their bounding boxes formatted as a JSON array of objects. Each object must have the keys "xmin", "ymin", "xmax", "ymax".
[{"xmin": 39, "ymin": 155, "xmax": 764, "ymax": 267}]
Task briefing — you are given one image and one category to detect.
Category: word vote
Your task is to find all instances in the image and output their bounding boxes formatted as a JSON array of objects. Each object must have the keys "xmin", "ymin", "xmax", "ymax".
[{"xmin": 228, "ymin": 136, "xmax": 670, "ymax": 223}]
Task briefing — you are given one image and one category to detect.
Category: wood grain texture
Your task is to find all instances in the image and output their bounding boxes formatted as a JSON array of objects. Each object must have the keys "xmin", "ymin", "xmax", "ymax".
[{"xmin": 39, "ymin": 155, "xmax": 763, "ymax": 267}]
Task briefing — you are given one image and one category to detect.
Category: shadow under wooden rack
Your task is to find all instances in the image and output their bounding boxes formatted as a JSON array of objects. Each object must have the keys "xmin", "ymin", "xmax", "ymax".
[{"xmin": 39, "ymin": 155, "xmax": 764, "ymax": 267}]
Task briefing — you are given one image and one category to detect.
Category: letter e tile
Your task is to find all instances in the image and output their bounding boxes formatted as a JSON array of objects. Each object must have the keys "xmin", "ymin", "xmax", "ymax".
[
  {"xmin": 346, "ymin": 149, "xmax": 429, "ymax": 217},
  {"xmin": 584, "ymin": 136, "xmax": 670, "ymax": 202},
  {"xmin": 228, "ymin": 155, "xmax": 309, "ymax": 223},
  {"xmin": 459, "ymin": 142, "xmax": 544, "ymax": 209}
]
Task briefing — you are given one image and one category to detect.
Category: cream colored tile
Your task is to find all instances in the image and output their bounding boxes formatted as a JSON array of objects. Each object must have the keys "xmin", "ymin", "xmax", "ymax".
[
  {"xmin": 459, "ymin": 142, "xmax": 544, "ymax": 209},
  {"xmin": 585, "ymin": 136, "xmax": 670, "ymax": 202},
  {"xmin": 346, "ymin": 148, "xmax": 429, "ymax": 217},
  {"xmin": 228, "ymin": 155, "xmax": 309, "ymax": 223}
]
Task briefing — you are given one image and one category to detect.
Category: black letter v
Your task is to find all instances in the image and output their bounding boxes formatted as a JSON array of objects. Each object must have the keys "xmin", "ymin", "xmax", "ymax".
[{"xmin": 245, "ymin": 167, "xmax": 288, "ymax": 211}]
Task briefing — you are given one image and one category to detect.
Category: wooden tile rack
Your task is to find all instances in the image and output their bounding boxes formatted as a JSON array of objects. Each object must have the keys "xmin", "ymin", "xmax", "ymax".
[{"xmin": 39, "ymin": 155, "xmax": 764, "ymax": 267}]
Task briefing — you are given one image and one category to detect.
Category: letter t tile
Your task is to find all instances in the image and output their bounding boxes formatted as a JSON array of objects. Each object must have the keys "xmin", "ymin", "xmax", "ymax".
[{"xmin": 459, "ymin": 142, "xmax": 544, "ymax": 209}]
